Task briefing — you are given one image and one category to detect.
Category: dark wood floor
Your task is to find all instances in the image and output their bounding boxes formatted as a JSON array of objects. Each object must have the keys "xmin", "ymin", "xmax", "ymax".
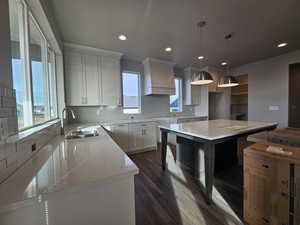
[{"xmin": 129, "ymin": 148, "xmax": 244, "ymax": 225}]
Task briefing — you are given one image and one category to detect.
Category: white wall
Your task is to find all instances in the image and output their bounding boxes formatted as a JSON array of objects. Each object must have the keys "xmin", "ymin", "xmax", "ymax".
[
  {"xmin": 233, "ymin": 50, "xmax": 300, "ymax": 128},
  {"xmin": 70, "ymin": 59, "xmax": 195, "ymax": 123}
]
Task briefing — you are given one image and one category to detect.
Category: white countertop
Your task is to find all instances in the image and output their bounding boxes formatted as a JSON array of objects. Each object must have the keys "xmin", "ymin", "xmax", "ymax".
[
  {"xmin": 159, "ymin": 119, "xmax": 278, "ymax": 141},
  {"xmin": 101, "ymin": 115, "xmax": 207, "ymax": 126},
  {"xmin": 0, "ymin": 127, "xmax": 138, "ymax": 209}
]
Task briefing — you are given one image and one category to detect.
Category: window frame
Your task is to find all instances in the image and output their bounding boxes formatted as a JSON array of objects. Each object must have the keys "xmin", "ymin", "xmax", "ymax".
[
  {"xmin": 122, "ymin": 71, "xmax": 142, "ymax": 114},
  {"xmin": 170, "ymin": 78, "xmax": 183, "ymax": 113},
  {"xmin": 9, "ymin": 0, "xmax": 58, "ymax": 131}
]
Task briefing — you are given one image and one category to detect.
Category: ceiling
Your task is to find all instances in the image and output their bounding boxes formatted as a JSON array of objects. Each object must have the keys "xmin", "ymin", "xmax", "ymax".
[{"xmin": 50, "ymin": 0, "xmax": 300, "ymax": 68}]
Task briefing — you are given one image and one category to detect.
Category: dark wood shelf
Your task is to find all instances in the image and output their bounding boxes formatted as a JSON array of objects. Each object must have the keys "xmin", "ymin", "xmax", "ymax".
[{"xmin": 232, "ymin": 92, "xmax": 248, "ymax": 96}]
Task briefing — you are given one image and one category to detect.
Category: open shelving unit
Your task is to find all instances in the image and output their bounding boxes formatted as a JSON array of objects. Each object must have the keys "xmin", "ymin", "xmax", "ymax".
[{"xmin": 231, "ymin": 74, "xmax": 248, "ymax": 120}]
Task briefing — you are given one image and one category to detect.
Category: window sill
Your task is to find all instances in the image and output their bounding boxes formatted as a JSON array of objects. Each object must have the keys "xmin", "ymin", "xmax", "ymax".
[{"xmin": 7, "ymin": 119, "xmax": 61, "ymax": 143}]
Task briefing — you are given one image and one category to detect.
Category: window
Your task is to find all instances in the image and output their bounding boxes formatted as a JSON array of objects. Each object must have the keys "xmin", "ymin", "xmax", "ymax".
[
  {"xmin": 122, "ymin": 72, "xmax": 141, "ymax": 114},
  {"xmin": 9, "ymin": 0, "xmax": 58, "ymax": 130},
  {"xmin": 48, "ymin": 49, "xmax": 57, "ymax": 119},
  {"xmin": 170, "ymin": 79, "xmax": 182, "ymax": 112},
  {"xmin": 10, "ymin": 0, "xmax": 25, "ymax": 128},
  {"xmin": 30, "ymin": 16, "xmax": 47, "ymax": 125}
]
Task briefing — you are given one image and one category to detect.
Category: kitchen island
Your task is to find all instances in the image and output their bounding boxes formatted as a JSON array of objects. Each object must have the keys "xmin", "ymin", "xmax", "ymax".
[
  {"xmin": 0, "ymin": 126, "xmax": 139, "ymax": 225},
  {"xmin": 159, "ymin": 119, "xmax": 277, "ymax": 204}
]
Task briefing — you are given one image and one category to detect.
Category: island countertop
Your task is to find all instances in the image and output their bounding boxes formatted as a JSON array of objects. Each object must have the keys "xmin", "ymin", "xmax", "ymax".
[
  {"xmin": 159, "ymin": 119, "xmax": 278, "ymax": 141},
  {"xmin": 0, "ymin": 126, "xmax": 139, "ymax": 210}
]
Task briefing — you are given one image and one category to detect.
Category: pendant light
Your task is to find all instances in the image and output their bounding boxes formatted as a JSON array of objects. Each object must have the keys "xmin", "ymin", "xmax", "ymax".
[
  {"xmin": 218, "ymin": 33, "xmax": 239, "ymax": 88},
  {"xmin": 191, "ymin": 21, "xmax": 213, "ymax": 85},
  {"xmin": 191, "ymin": 71, "xmax": 214, "ymax": 85},
  {"xmin": 218, "ymin": 76, "xmax": 239, "ymax": 87}
]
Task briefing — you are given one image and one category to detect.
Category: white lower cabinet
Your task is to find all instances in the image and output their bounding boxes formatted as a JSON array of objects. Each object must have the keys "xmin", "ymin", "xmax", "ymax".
[
  {"xmin": 110, "ymin": 124, "xmax": 129, "ymax": 152},
  {"xmin": 128, "ymin": 123, "xmax": 157, "ymax": 153},
  {"xmin": 110, "ymin": 122, "xmax": 157, "ymax": 153},
  {"xmin": 142, "ymin": 124, "xmax": 157, "ymax": 149}
]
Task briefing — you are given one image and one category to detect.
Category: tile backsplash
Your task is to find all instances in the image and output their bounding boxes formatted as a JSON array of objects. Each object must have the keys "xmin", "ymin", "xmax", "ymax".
[
  {"xmin": 0, "ymin": 86, "xmax": 18, "ymax": 135},
  {"xmin": 0, "ymin": 122, "xmax": 60, "ymax": 184},
  {"xmin": 0, "ymin": 85, "xmax": 60, "ymax": 184}
]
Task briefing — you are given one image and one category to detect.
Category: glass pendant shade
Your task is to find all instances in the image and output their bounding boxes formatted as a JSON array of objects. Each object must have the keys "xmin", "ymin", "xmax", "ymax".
[
  {"xmin": 191, "ymin": 71, "xmax": 214, "ymax": 85},
  {"xmin": 218, "ymin": 76, "xmax": 239, "ymax": 88}
]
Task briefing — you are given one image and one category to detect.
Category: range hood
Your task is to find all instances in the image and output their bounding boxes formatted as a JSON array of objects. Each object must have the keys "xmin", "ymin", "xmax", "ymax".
[{"xmin": 143, "ymin": 58, "xmax": 176, "ymax": 95}]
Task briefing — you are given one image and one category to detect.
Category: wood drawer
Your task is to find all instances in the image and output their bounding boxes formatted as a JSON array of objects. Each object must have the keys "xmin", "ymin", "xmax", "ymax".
[{"xmin": 244, "ymin": 151, "xmax": 274, "ymax": 173}]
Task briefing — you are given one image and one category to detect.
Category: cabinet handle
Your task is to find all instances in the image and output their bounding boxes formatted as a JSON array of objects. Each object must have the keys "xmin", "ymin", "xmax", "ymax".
[
  {"xmin": 262, "ymin": 217, "xmax": 269, "ymax": 223},
  {"xmin": 262, "ymin": 164, "xmax": 269, "ymax": 168},
  {"xmin": 281, "ymin": 192, "xmax": 289, "ymax": 198}
]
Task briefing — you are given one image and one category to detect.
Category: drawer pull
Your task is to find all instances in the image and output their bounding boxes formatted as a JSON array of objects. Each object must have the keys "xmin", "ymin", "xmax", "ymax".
[
  {"xmin": 262, "ymin": 217, "xmax": 269, "ymax": 223},
  {"xmin": 262, "ymin": 164, "xmax": 269, "ymax": 168},
  {"xmin": 281, "ymin": 192, "xmax": 289, "ymax": 198}
]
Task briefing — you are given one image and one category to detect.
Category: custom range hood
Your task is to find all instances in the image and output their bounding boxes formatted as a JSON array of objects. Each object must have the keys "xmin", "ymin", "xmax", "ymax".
[{"xmin": 143, "ymin": 58, "xmax": 176, "ymax": 95}]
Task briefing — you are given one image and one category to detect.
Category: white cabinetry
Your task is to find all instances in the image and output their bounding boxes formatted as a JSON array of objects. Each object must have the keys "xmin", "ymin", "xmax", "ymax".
[
  {"xmin": 128, "ymin": 122, "xmax": 157, "ymax": 153},
  {"xmin": 65, "ymin": 52, "xmax": 84, "ymax": 106},
  {"xmin": 64, "ymin": 44, "xmax": 122, "ymax": 106},
  {"xmin": 143, "ymin": 58, "xmax": 175, "ymax": 95},
  {"xmin": 183, "ymin": 67, "xmax": 202, "ymax": 105},
  {"xmin": 110, "ymin": 124, "xmax": 129, "ymax": 152},
  {"xmin": 84, "ymin": 54, "xmax": 101, "ymax": 105},
  {"xmin": 108, "ymin": 122, "xmax": 157, "ymax": 153},
  {"xmin": 101, "ymin": 56, "xmax": 121, "ymax": 105}
]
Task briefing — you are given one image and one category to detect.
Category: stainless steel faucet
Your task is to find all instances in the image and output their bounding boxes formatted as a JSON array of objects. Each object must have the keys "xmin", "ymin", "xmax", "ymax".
[{"xmin": 61, "ymin": 107, "xmax": 76, "ymax": 135}]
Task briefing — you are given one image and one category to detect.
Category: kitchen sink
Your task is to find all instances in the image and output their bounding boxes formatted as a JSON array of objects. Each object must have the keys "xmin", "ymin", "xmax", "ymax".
[{"xmin": 65, "ymin": 126, "xmax": 100, "ymax": 139}]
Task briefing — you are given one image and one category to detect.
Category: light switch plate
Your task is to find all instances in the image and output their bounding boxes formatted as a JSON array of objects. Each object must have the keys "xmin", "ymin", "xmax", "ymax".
[{"xmin": 269, "ymin": 105, "xmax": 280, "ymax": 111}]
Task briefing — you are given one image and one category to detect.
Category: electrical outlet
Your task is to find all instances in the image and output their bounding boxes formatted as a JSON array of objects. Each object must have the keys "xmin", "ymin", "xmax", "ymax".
[
  {"xmin": 0, "ymin": 118, "xmax": 8, "ymax": 141},
  {"xmin": 269, "ymin": 105, "xmax": 280, "ymax": 111}
]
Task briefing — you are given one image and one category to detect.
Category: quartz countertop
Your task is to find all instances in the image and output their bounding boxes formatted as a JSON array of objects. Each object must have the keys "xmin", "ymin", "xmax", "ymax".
[
  {"xmin": 100, "ymin": 115, "xmax": 207, "ymax": 126},
  {"xmin": 159, "ymin": 119, "xmax": 277, "ymax": 141},
  {"xmin": 0, "ymin": 126, "xmax": 139, "ymax": 209}
]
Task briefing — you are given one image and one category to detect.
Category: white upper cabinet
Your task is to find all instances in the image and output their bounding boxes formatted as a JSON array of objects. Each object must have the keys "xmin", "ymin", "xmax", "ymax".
[
  {"xmin": 65, "ymin": 52, "xmax": 85, "ymax": 106},
  {"xmin": 64, "ymin": 43, "xmax": 122, "ymax": 106},
  {"xmin": 183, "ymin": 67, "xmax": 201, "ymax": 105},
  {"xmin": 143, "ymin": 58, "xmax": 175, "ymax": 95},
  {"xmin": 101, "ymin": 56, "xmax": 121, "ymax": 106},
  {"xmin": 84, "ymin": 54, "xmax": 101, "ymax": 105}
]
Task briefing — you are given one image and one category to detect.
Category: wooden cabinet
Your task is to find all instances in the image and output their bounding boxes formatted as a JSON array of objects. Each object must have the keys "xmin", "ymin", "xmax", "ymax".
[
  {"xmin": 64, "ymin": 44, "xmax": 122, "ymax": 106},
  {"xmin": 244, "ymin": 151, "xmax": 276, "ymax": 225},
  {"xmin": 294, "ymin": 165, "xmax": 300, "ymax": 225},
  {"xmin": 183, "ymin": 67, "xmax": 201, "ymax": 105},
  {"xmin": 244, "ymin": 142, "xmax": 300, "ymax": 225}
]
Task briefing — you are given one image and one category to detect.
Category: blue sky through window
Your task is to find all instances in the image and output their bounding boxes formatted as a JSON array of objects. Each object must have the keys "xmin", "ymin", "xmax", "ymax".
[
  {"xmin": 12, "ymin": 59, "xmax": 45, "ymax": 106},
  {"xmin": 122, "ymin": 72, "xmax": 139, "ymax": 109}
]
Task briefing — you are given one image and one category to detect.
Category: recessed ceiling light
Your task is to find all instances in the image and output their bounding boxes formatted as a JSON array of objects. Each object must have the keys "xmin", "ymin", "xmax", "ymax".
[
  {"xmin": 221, "ymin": 62, "xmax": 227, "ymax": 66},
  {"xmin": 165, "ymin": 47, "xmax": 172, "ymax": 52},
  {"xmin": 198, "ymin": 56, "xmax": 205, "ymax": 60},
  {"xmin": 277, "ymin": 42, "xmax": 288, "ymax": 48},
  {"xmin": 118, "ymin": 34, "xmax": 127, "ymax": 40}
]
